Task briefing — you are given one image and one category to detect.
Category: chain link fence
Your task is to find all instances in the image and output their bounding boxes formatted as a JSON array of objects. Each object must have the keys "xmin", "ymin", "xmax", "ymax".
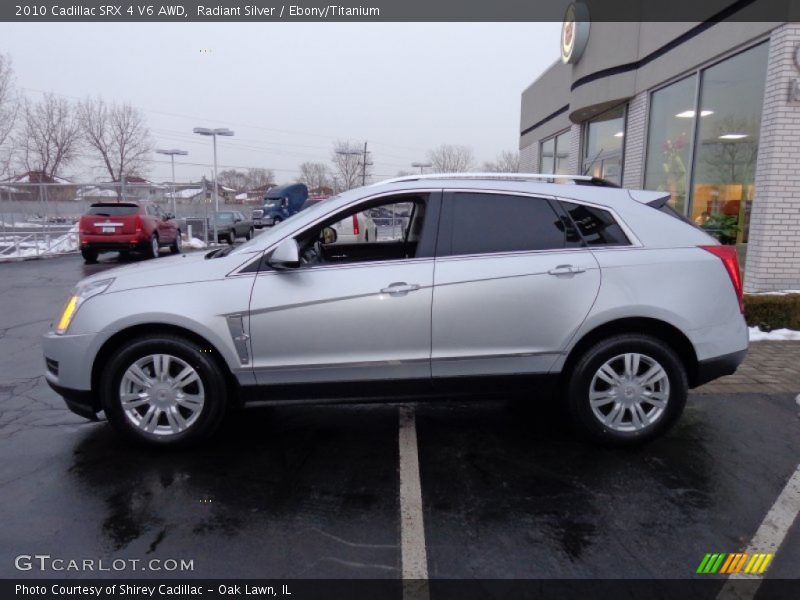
[{"xmin": 0, "ymin": 182, "xmax": 261, "ymax": 259}]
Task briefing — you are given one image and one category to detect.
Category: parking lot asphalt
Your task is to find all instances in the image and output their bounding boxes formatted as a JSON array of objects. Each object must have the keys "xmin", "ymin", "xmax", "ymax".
[{"xmin": 0, "ymin": 252, "xmax": 798, "ymax": 587}]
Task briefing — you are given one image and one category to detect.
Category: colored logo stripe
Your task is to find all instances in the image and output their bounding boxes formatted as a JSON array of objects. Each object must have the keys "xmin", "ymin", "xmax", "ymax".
[{"xmin": 697, "ymin": 553, "xmax": 774, "ymax": 575}]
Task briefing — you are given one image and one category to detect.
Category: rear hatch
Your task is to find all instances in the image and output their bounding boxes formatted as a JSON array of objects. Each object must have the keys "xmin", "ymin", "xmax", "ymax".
[{"xmin": 80, "ymin": 203, "xmax": 140, "ymax": 235}]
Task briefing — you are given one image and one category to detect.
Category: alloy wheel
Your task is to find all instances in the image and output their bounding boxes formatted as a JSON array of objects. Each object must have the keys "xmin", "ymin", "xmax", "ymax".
[
  {"xmin": 119, "ymin": 354, "xmax": 205, "ymax": 436},
  {"xmin": 588, "ymin": 352, "xmax": 670, "ymax": 433}
]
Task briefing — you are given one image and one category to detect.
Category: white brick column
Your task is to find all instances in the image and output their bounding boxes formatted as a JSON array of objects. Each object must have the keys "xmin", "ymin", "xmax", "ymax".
[
  {"xmin": 622, "ymin": 91, "xmax": 648, "ymax": 189},
  {"xmin": 520, "ymin": 143, "xmax": 538, "ymax": 172},
  {"xmin": 567, "ymin": 123, "xmax": 582, "ymax": 174},
  {"xmin": 744, "ymin": 23, "xmax": 800, "ymax": 292}
]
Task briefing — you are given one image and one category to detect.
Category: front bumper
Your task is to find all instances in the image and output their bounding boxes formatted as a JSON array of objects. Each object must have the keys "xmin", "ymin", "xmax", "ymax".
[{"xmin": 45, "ymin": 377, "xmax": 100, "ymax": 420}]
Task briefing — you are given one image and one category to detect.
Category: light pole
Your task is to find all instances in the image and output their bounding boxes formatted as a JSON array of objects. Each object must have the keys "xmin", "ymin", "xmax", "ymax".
[
  {"xmin": 156, "ymin": 148, "xmax": 188, "ymax": 217},
  {"xmin": 411, "ymin": 161, "xmax": 432, "ymax": 174},
  {"xmin": 193, "ymin": 127, "xmax": 234, "ymax": 244}
]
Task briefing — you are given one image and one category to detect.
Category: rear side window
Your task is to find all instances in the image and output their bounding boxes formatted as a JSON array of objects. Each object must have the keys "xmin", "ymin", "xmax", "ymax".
[
  {"xmin": 446, "ymin": 193, "xmax": 566, "ymax": 256},
  {"xmin": 559, "ymin": 201, "xmax": 630, "ymax": 246}
]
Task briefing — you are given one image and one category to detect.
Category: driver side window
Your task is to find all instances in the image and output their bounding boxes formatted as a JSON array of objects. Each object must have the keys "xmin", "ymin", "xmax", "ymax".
[{"xmin": 295, "ymin": 195, "xmax": 428, "ymax": 267}]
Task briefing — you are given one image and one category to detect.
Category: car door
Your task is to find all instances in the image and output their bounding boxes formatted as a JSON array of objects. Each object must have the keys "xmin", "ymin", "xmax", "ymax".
[
  {"xmin": 431, "ymin": 190, "xmax": 601, "ymax": 378},
  {"xmin": 248, "ymin": 192, "xmax": 441, "ymax": 385}
]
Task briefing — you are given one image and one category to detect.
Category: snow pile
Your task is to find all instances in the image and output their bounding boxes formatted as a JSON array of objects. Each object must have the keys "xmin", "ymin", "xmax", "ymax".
[
  {"xmin": 185, "ymin": 237, "xmax": 207, "ymax": 249},
  {"xmin": 749, "ymin": 326, "xmax": 800, "ymax": 342}
]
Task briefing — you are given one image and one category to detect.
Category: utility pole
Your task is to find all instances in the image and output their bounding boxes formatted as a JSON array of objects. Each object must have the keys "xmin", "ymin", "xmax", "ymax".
[{"xmin": 361, "ymin": 141, "xmax": 369, "ymax": 186}]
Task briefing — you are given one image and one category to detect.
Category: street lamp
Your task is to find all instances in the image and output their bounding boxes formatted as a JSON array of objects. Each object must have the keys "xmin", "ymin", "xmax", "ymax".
[
  {"xmin": 155, "ymin": 148, "xmax": 188, "ymax": 217},
  {"xmin": 411, "ymin": 161, "xmax": 432, "ymax": 174},
  {"xmin": 193, "ymin": 127, "xmax": 234, "ymax": 244}
]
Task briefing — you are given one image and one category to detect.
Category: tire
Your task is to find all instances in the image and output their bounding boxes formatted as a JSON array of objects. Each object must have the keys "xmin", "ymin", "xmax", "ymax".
[
  {"xmin": 226, "ymin": 231, "xmax": 235, "ymax": 245},
  {"xmin": 565, "ymin": 334, "xmax": 687, "ymax": 446},
  {"xmin": 100, "ymin": 335, "xmax": 229, "ymax": 447},
  {"xmin": 81, "ymin": 248, "xmax": 98, "ymax": 264},
  {"xmin": 148, "ymin": 234, "xmax": 160, "ymax": 259},
  {"xmin": 245, "ymin": 228, "xmax": 253, "ymax": 241},
  {"xmin": 170, "ymin": 231, "xmax": 182, "ymax": 254}
]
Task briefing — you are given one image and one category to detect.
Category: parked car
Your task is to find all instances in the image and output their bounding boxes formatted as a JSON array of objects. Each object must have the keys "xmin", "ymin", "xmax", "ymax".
[
  {"xmin": 252, "ymin": 183, "xmax": 308, "ymax": 228},
  {"xmin": 210, "ymin": 211, "xmax": 254, "ymax": 245},
  {"xmin": 45, "ymin": 174, "xmax": 748, "ymax": 447},
  {"xmin": 330, "ymin": 211, "xmax": 379, "ymax": 243},
  {"xmin": 78, "ymin": 202, "xmax": 181, "ymax": 264}
]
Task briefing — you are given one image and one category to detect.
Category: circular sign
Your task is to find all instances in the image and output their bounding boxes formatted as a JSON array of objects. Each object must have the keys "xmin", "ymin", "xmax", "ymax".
[{"xmin": 561, "ymin": 2, "xmax": 590, "ymax": 65}]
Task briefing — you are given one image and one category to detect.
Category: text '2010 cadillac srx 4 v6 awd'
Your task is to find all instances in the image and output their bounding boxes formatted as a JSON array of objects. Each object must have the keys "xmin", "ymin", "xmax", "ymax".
[{"xmin": 43, "ymin": 174, "xmax": 748, "ymax": 447}]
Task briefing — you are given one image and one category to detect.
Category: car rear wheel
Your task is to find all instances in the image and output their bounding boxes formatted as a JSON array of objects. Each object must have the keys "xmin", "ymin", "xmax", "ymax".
[
  {"xmin": 245, "ymin": 228, "xmax": 253, "ymax": 240},
  {"xmin": 100, "ymin": 335, "xmax": 228, "ymax": 447},
  {"xmin": 81, "ymin": 248, "xmax": 98, "ymax": 264},
  {"xmin": 566, "ymin": 334, "xmax": 687, "ymax": 446},
  {"xmin": 148, "ymin": 234, "xmax": 159, "ymax": 259},
  {"xmin": 170, "ymin": 231, "xmax": 182, "ymax": 254},
  {"xmin": 226, "ymin": 231, "xmax": 235, "ymax": 245}
]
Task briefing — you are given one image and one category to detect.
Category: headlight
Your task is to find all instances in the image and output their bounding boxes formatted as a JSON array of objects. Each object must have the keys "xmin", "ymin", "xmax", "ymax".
[{"xmin": 55, "ymin": 278, "xmax": 114, "ymax": 334}]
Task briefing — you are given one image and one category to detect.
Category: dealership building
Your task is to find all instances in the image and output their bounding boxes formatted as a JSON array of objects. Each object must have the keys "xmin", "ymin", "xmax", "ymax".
[{"xmin": 519, "ymin": 19, "xmax": 800, "ymax": 292}]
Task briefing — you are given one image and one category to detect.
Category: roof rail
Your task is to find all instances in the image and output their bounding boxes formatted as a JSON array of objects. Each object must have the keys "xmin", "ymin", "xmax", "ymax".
[{"xmin": 374, "ymin": 172, "xmax": 619, "ymax": 187}]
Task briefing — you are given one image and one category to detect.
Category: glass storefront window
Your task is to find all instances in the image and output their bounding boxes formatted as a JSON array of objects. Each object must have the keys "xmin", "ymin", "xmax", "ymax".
[
  {"xmin": 644, "ymin": 75, "xmax": 697, "ymax": 214},
  {"xmin": 539, "ymin": 130, "xmax": 571, "ymax": 175},
  {"xmin": 691, "ymin": 42, "xmax": 768, "ymax": 245},
  {"xmin": 582, "ymin": 105, "xmax": 625, "ymax": 184}
]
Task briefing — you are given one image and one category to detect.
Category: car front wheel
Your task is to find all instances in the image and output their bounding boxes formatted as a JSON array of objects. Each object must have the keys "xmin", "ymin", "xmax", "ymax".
[
  {"xmin": 170, "ymin": 231, "xmax": 182, "ymax": 254},
  {"xmin": 100, "ymin": 335, "xmax": 228, "ymax": 447},
  {"xmin": 566, "ymin": 334, "xmax": 687, "ymax": 446}
]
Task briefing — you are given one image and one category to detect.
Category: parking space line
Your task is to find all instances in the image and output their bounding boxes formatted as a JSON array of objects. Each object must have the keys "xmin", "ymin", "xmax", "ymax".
[
  {"xmin": 717, "ymin": 464, "xmax": 800, "ymax": 599},
  {"xmin": 398, "ymin": 405, "xmax": 429, "ymax": 598}
]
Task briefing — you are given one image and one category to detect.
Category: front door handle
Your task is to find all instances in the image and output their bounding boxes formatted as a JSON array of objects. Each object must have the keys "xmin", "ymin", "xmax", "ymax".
[
  {"xmin": 381, "ymin": 282, "xmax": 420, "ymax": 295},
  {"xmin": 548, "ymin": 264, "xmax": 586, "ymax": 276}
]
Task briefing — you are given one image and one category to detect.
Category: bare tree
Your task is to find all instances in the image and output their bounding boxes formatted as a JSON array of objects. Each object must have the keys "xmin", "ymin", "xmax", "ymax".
[
  {"xmin": 78, "ymin": 97, "xmax": 153, "ymax": 181},
  {"xmin": 426, "ymin": 144, "xmax": 474, "ymax": 173},
  {"xmin": 0, "ymin": 54, "xmax": 18, "ymax": 178},
  {"xmin": 217, "ymin": 169, "xmax": 249, "ymax": 191},
  {"xmin": 298, "ymin": 161, "xmax": 331, "ymax": 190},
  {"xmin": 15, "ymin": 93, "xmax": 82, "ymax": 179},
  {"xmin": 482, "ymin": 150, "xmax": 520, "ymax": 173},
  {"xmin": 245, "ymin": 168, "xmax": 274, "ymax": 190},
  {"xmin": 331, "ymin": 140, "xmax": 371, "ymax": 190}
]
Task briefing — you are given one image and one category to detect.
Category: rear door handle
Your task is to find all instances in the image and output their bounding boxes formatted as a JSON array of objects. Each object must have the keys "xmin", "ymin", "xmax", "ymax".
[
  {"xmin": 381, "ymin": 282, "xmax": 420, "ymax": 295},
  {"xmin": 548, "ymin": 264, "xmax": 586, "ymax": 276}
]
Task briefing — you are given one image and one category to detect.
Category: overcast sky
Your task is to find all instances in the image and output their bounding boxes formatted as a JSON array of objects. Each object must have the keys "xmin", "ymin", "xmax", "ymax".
[{"xmin": 0, "ymin": 22, "xmax": 561, "ymax": 183}]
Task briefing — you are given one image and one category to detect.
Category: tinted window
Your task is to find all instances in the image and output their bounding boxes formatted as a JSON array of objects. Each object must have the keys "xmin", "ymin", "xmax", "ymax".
[
  {"xmin": 87, "ymin": 204, "xmax": 138, "ymax": 216},
  {"xmin": 448, "ymin": 193, "xmax": 565, "ymax": 255},
  {"xmin": 560, "ymin": 201, "xmax": 630, "ymax": 246}
]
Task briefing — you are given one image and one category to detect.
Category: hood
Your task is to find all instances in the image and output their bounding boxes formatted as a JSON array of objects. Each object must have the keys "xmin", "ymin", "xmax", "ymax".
[{"xmin": 78, "ymin": 251, "xmax": 252, "ymax": 294}]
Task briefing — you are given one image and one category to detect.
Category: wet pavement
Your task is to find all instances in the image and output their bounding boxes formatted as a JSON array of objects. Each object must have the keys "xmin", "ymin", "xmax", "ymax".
[{"xmin": 0, "ymin": 253, "xmax": 798, "ymax": 584}]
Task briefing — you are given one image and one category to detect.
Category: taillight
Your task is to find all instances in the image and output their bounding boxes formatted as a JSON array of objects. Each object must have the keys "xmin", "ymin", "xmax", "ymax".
[
  {"xmin": 78, "ymin": 217, "xmax": 90, "ymax": 235},
  {"xmin": 352, "ymin": 214, "xmax": 360, "ymax": 236},
  {"xmin": 700, "ymin": 245, "xmax": 744, "ymax": 313},
  {"xmin": 134, "ymin": 215, "xmax": 143, "ymax": 234}
]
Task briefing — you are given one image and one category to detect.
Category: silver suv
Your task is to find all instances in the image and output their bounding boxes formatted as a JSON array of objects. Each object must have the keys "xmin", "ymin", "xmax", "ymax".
[{"xmin": 43, "ymin": 174, "xmax": 748, "ymax": 447}]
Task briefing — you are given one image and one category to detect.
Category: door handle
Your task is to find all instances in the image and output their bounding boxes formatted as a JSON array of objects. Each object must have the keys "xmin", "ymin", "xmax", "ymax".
[
  {"xmin": 381, "ymin": 282, "xmax": 420, "ymax": 295},
  {"xmin": 548, "ymin": 264, "xmax": 586, "ymax": 276}
]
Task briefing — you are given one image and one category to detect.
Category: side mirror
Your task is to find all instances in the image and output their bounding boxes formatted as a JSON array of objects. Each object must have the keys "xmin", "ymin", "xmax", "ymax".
[
  {"xmin": 268, "ymin": 238, "xmax": 301, "ymax": 269},
  {"xmin": 321, "ymin": 226, "xmax": 338, "ymax": 245},
  {"xmin": 164, "ymin": 213, "xmax": 174, "ymax": 220}
]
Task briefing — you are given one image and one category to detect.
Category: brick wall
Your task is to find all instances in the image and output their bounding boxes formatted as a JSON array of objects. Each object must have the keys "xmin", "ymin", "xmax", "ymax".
[
  {"xmin": 744, "ymin": 23, "xmax": 800, "ymax": 292},
  {"xmin": 622, "ymin": 91, "xmax": 648, "ymax": 189}
]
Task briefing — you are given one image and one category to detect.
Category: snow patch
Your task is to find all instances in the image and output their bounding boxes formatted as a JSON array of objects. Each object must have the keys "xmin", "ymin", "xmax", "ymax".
[
  {"xmin": 749, "ymin": 326, "xmax": 800, "ymax": 342},
  {"xmin": 185, "ymin": 237, "xmax": 207, "ymax": 249}
]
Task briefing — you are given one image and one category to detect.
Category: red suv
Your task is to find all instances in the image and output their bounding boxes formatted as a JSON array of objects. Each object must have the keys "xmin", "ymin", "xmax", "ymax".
[{"xmin": 78, "ymin": 202, "xmax": 181, "ymax": 264}]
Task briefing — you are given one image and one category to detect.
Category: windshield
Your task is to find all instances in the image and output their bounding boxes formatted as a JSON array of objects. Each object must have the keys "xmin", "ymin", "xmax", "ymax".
[
  {"xmin": 214, "ymin": 212, "xmax": 235, "ymax": 223},
  {"xmin": 263, "ymin": 199, "xmax": 281, "ymax": 208},
  {"xmin": 228, "ymin": 193, "xmax": 344, "ymax": 256}
]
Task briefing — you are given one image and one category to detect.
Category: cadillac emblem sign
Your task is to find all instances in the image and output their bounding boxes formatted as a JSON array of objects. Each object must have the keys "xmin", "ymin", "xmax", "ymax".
[{"xmin": 561, "ymin": 2, "xmax": 590, "ymax": 65}]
